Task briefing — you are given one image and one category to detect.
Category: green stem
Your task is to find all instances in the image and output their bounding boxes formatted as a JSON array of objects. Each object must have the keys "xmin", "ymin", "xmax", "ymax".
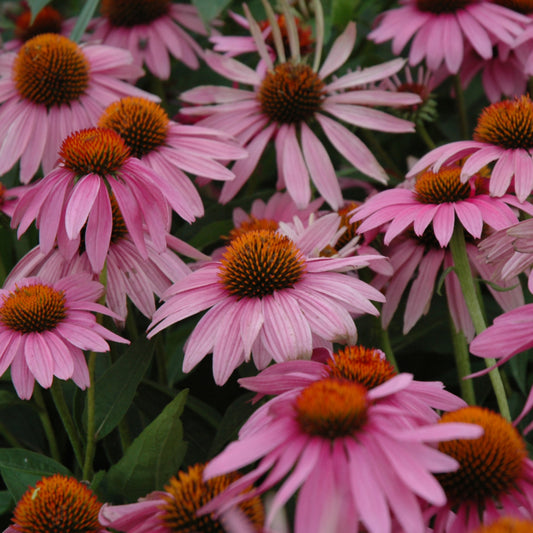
[
  {"xmin": 448, "ymin": 315, "xmax": 476, "ymax": 405},
  {"xmin": 416, "ymin": 120, "xmax": 436, "ymax": 150},
  {"xmin": 380, "ymin": 327, "xmax": 399, "ymax": 372},
  {"xmin": 452, "ymin": 74, "xmax": 469, "ymax": 139},
  {"xmin": 82, "ymin": 352, "xmax": 97, "ymax": 480},
  {"xmin": 448, "ymin": 226, "xmax": 510, "ymax": 420},
  {"xmin": 361, "ymin": 130, "xmax": 404, "ymax": 181},
  {"xmin": 50, "ymin": 381, "xmax": 84, "ymax": 469},
  {"xmin": 33, "ymin": 387, "xmax": 61, "ymax": 462}
]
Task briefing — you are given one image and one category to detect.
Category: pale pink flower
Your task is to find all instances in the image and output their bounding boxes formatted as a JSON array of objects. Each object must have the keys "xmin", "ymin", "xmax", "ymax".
[
  {"xmin": 0, "ymin": 274, "xmax": 128, "ymax": 399},
  {"xmin": 407, "ymin": 95, "xmax": 533, "ymax": 202},
  {"xmin": 11, "ymin": 127, "xmax": 204, "ymax": 273},
  {"xmin": 97, "ymin": 97, "xmax": 248, "ymax": 223},
  {"xmin": 181, "ymin": 17, "xmax": 420, "ymax": 209},
  {"xmin": 0, "ymin": 33, "xmax": 157, "ymax": 183},
  {"xmin": 90, "ymin": 2, "xmax": 208, "ymax": 78},
  {"xmin": 368, "ymin": 0, "xmax": 528, "ymax": 73},
  {"xmin": 200, "ymin": 362, "xmax": 482, "ymax": 533},
  {"xmin": 147, "ymin": 214, "xmax": 389, "ymax": 385}
]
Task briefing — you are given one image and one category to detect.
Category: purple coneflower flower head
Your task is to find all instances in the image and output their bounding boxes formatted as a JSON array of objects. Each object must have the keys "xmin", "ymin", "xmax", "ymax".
[
  {"xmin": 408, "ymin": 95, "xmax": 533, "ymax": 202},
  {"xmin": 147, "ymin": 215, "xmax": 389, "ymax": 385},
  {"xmin": 429, "ymin": 406, "xmax": 533, "ymax": 532},
  {"xmin": 200, "ymin": 357, "xmax": 482, "ymax": 533},
  {"xmin": 368, "ymin": 0, "xmax": 528, "ymax": 74},
  {"xmin": 99, "ymin": 462, "xmax": 265, "ymax": 533},
  {"xmin": 181, "ymin": 4, "xmax": 421, "ymax": 209},
  {"xmin": 470, "ymin": 516, "xmax": 533, "ymax": 533},
  {"xmin": 91, "ymin": 1, "xmax": 208, "ymax": 78},
  {"xmin": 0, "ymin": 274, "xmax": 128, "ymax": 399},
  {"xmin": 0, "ymin": 33, "xmax": 157, "ymax": 183}
]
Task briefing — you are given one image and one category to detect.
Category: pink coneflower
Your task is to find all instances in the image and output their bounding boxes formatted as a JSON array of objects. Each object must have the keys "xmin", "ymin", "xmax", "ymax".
[
  {"xmin": 368, "ymin": 0, "xmax": 528, "ymax": 73},
  {"xmin": 181, "ymin": 10, "xmax": 421, "ymax": 209},
  {"xmin": 429, "ymin": 406, "xmax": 533, "ymax": 532},
  {"xmin": 98, "ymin": 463, "xmax": 264, "ymax": 533},
  {"xmin": 351, "ymin": 165, "xmax": 531, "ymax": 247},
  {"xmin": 97, "ymin": 96, "xmax": 247, "ymax": 222},
  {"xmin": 0, "ymin": 33, "xmax": 157, "ymax": 183},
  {"xmin": 91, "ymin": 1, "xmax": 208, "ymax": 78},
  {"xmin": 408, "ymin": 95, "xmax": 533, "ymax": 202},
  {"xmin": 11, "ymin": 127, "xmax": 205, "ymax": 273},
  {"xmin": 200, "ymin": 362, "xmax": 482, "ymax": 533},
  {"xmin": 147, "ymin": 215, "xmax": 389, "ymax": 385},
  {"xmin": 0, "ymin": 274, "xmax": 127, "ymax": 399}
]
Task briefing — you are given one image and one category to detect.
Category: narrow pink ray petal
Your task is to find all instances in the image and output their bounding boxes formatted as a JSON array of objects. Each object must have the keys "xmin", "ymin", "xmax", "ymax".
[
  {"xmin": 65, "ymin": 174, "xmax": 101, "ymax": 239},
  {"xmin": 319, "ymin": 21, "xmax": 356, "ymax": 79}
]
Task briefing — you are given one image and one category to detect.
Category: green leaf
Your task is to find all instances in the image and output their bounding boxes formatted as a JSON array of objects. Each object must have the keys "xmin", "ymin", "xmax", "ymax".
[
  {"xmin": 69, "ymin": 0, "xmax": 100, "ymax": 43},
  {"xmin": 192, "ymin": 0, "xmax": 232, "ymax": 27},
  {"xmin": 27, "ymin": 0, "xmax": 53, "ymax": 23},
  {"xmin": 0, "ymin": 449, "xmax": 71, "ymax": 502},
  {"xmin": 0, "ymin": 491, "xmax": 13, "ymax": 514},
  {"xmin": 106, "ymin": 389, "xmax": 188, "ymax": 501},
  {"xmin": 85, "ymin": 337, "xmax": 154, "ymax": 441},
  {"xmin": 331, "ymin": 0, "xmax": 360, "ymax": 28}
]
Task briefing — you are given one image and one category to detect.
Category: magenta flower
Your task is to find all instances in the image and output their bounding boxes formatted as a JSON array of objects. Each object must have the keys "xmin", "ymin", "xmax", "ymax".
[
  {"xmin": 97, "ymin": 97, "xmax": 247, "ymax": 223},
  {"xmin": 408, "ymin": 96, "xmax": 533, "ymax": 202},
  {"xmin": 91, "ymin": 1, "xmax": 208, "ymax": 78},
  {"xmin": 368, "ymin": 0, "xmax": 528, "ymax": 73},
  {"xmin": 11, "ymin": 127, "xmax": 205, "ymax": 273},
  {"xmin": 181, "ymin": 16, "xmax": 420, "ymax": 209},
  {"xmin": 0, "ymin": 274, "xmax": 128, "ymax": 399},
  {"xmin": 0, "ymin": 33, "xmax": 157, "ymax": 183},
  {"xmin": 200, "ymin": 359, "xmax": 482, "ymax": 533},
  {"xmin": 147, "ymin": 215, "xmax": 389, "ymax": 385}
]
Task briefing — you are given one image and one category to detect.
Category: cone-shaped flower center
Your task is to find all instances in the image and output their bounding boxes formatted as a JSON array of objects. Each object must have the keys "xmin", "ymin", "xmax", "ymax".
[
  {"xmin": 415, "ymin": 167, "xmax": 472, "ymax": 204},
  {"xmin": 474, "ymin": 96, "xmax": 533, "ymax": 149},
  {"xmin": 259, "ymin": 63, "xmax": 325, "ymax": 124},
  {"xmin": 492, "ymin": 0, "xmax": 533, "ymax": 14},
  {"xmin": 160, "ymin": 463, "xmax": 264, "ymax": 532},
  {"xmin": 13, "ymin": 34, "xmax": 89, "ymax": 107},
  {"xmin": 328, "ymin": 345, "xmax": 397, "ymax": 389},
  {"xmin": 472, "ymin": 517, "xmax": 533, "ymax": 532},
  {"xmin": 296, "ymin": 378, "xmax": 368, "ymax": 439},
  {"xmin": 0, "ymin": 283, "xmax": 66, "ymax": 334},
  {"xmin": 101, "ymin": 0, "xmax": 170, "ymax": 27},
  {"xmin": 219, "ymin": 230, "xmax": 306, "ymax": 299},
  {"xmin": 416, "ymin": 0, "xmax": 472, "ymax": 13},
  {"xmin": 99, "ymin": 97, "xmax": 169, "ymax": 159},
  {"xmin": 11, "ymin": 474, "xmax": 102, "ymax": 533},
  {"xmin": 60, "ymin": 128, "xmax": 131, "ymax": 177},
  {"xmin": 110, "ymin": 195, "xmax": 128, "ymax": 243},
  {"xmin": 436, "ymin": 406, "xmax": 526, "ymax": 506},
  {"xmin": 335, "ymin": 201, "xmax": 361, "ymax": 249},
  {"xmin": 224, "ymin": 217, "xmax": 279, "ymax": 243},
  {"xmin": 15, "ymin": 7, "xmax": 63, "ymax": 42}
]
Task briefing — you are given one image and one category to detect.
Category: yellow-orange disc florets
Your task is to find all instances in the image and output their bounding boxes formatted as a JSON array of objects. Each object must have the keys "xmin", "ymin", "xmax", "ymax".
[
  {"xmin": 219, "ymin": 230, "xmax": 306, "ymax": 299},
  {"xmin": 13, "ymin": 34, "xmax": 89, "ymax": 107},
  {"xmin": 60, "ymin": 128, "xmax": 131, "ymax": 176},
  {"xmin": 259, "ymin": 62, "xmax": 325, "ymax": 124},
  {"xmin": 11, "ymin": 474, "xmax": 102, "ymax": 533},
  {"xmin": 15, "ymin": 7, "xmax": 63, "ymax": 42},
  {"xmin": 416, "ymin": 0, "xmax": 473, "ymax": 12},
  {"xmin": 328, "ymin": 345, "xmax": 397, "ymax": 389},
  {"xmin": 224, "ymin": 217, "xmax": 279, "ymax": 243},
  {"xmin": 415, "ymin": 166, "xmax": 472, "ymax": 204},
  {"xmin": 472, "ymin": 516, "xmax": 533, "ymax": 533},
  {"xmin": 437, "ymin": 407, "xmax": 527, "ymax": 506},
  {"xmin": 0, "ymin": 283, "xmax": 66, "ymax": 334},
  {"xmin": 160, "ymin": 463, "xmax": 264, "ymax": 533},
  {"xmin": 101, "ymin": 0, "xmax": 170, "ymax": 27},
  {"xmin": 296, "ymin": 378, "xmax": 368, "ymax": 439},
  {"xmin": 98, "ymin": 97, "xmax": 169, "ymax": 158},
  {"xmin": 474, "ymin": 96, "xmax": 533, "ymax": 149}
]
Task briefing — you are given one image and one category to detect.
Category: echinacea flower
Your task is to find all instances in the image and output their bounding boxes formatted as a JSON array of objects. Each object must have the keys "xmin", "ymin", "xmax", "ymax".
[
  {"xmin": 0, "ymin": 33, "xmax": 157, "ymax": 183},
  {"xmin": 181, "ymin": 10, "xmax": 421, "ymax": 209},
  {"xmin": 147, "ymin": 215, "xmax": 389, "ymax": 385},
  {"xmin": 98, "ymin": 462, "xmax": 264, "ymax": 533},
  {"xmin": 91, "ymin": 1, "xmax": 208, "ymax": 78},
  {"xmin": 408, "ymin": 95, "xmax": 533, "ymax": 202},
  {"xmin": 0, "ymin": 274, "xmax": 128, "ymax": 399},
  {"xmin": 11, "ymin": 127, "xmax": 207, "ymax": 273},
  {"xmin": 200, "ymin": 366, "xmax": 482, "ymax": 533},
  {"xmin": 429, "ymin": 406, "xmax": 533, "ymax": 532},
  {"xmin": 471, "ymin": 516, "xmax": 533, "ymax": 533},
  {"xmin": 4, "ymin": 474, "xmax": 105, "ymax": 533},
  {"xmin": 368, "ymin": 0, "xmax": 528, "ymax": 73},
  {"xmin": 97, "ymin": 96, "xmax": 247, "ymax": 222}
]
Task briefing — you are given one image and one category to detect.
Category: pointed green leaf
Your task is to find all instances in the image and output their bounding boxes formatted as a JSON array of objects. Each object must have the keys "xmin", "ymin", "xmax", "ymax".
[
  {"xmin": 0, "ymin": 449, "xmax": 71, "ymax": 502},
  {"xmin": 192, "ymin": 0, "xmax": 232, "ymax": 26},
  {"xmin": 0, "ymin": 491, "xmax": 13, "ymax": 514},
  {"xmin": 106, "ymin": 389, "xmax": 188, "ymax": 501},
  {"xmin": 27, "ymin": 0, "xmax": 53, "ymax": 23},
  {"xmin": 69, "ymin": 0, "xmax": 100, "ymax": 43}
]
